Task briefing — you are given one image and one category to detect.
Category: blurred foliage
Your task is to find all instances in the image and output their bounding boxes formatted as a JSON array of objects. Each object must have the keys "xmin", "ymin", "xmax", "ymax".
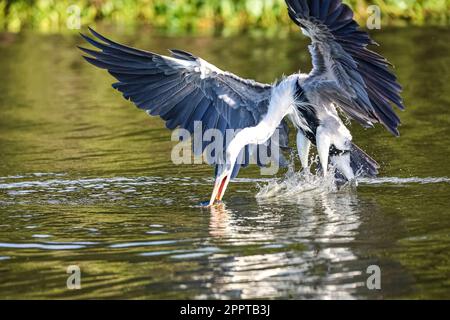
[{"xmin": 0, "ymin": 0, "xmax": 448, "ymax": 34}]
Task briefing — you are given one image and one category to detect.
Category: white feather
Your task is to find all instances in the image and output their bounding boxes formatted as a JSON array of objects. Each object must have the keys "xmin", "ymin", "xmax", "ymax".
[{"xmin": 225, "ymin": 76, "xmax": 298, "ymax": 167}]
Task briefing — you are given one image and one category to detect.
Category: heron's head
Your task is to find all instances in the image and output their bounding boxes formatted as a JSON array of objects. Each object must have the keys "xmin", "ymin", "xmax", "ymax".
[
  {"xmin": 208, "ymin": 133, "xmax": 245, "ymax": 206},
  {"xmin": 208, "ymin": 164, "xmax": 233, "ymax": 206}
]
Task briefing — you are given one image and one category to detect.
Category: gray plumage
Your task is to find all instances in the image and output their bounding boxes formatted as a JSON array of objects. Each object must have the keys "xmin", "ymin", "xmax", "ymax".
[
  {"xmin": 79, "ymin": 27, "xmax": 289, "ymax": 177},
  {"xmin": 286, "ymin": 0, "xmax": 404, "ymax": 136}
]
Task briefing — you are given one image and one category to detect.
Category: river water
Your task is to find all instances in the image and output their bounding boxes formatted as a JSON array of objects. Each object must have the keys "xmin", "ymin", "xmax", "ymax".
[{"xmin": 0, "ymin": 27, "xmax": 449, "ymax": 299}]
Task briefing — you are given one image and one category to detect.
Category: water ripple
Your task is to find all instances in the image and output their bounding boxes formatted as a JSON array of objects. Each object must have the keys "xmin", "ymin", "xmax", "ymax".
[
  {"xmin": 359, "ymin": 176, "xmax": 450, "ymax": 185},
  {"xmin": 109, "ymin": 240, "xmax": 179, "ymax": 248},
  {"xmin": 0, "ymin": 242, "xmax": 87, "ymax": 250}
]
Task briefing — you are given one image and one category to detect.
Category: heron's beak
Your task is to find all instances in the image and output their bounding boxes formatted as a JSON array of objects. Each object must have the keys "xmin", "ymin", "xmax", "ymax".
[{"xmin": 209, "ymin": 172, "xmax": 231, "ymax": 206}]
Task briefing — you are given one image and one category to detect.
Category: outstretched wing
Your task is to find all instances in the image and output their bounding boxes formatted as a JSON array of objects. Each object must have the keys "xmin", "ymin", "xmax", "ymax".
[
  {"xmin": 79, "ymin": 28, "xmax": 288, "ymax": 177},
  {"xmin": 286, "ymin": 0, "xmax": 404, "ymax": 135}
]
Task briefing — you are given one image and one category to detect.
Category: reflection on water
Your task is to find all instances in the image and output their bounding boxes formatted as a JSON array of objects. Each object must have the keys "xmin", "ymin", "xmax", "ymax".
[
  {"xmin": 0, "ymin": 27, "xmax": 450, "ymax": 299},
  {"xmin": 207, "ymin": 191, "xmax": 363, "ymax": 299}
]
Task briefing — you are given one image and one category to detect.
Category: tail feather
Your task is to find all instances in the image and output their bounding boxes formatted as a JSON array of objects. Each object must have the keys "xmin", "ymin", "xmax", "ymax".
[{"xmin": 350, "ymin": 143, "xmax": 379, "ymax": 177}]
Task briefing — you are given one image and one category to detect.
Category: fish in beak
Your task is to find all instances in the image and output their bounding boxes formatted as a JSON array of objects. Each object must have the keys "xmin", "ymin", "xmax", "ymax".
[{"xmin": 209, "ymin": 171, "xmax": 232, "ymax": 206}]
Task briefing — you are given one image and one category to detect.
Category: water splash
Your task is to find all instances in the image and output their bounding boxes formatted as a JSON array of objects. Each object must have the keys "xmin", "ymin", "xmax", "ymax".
[
  {"xmin": 256, "ymin": 164, "xmax": 450, "ymax": 200},
  {"xmin": 256, "ymin": 165, "xmax": 342, "ymax": 200}
]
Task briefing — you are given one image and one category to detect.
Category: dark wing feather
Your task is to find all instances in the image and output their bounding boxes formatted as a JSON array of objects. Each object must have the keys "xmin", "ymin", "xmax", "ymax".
[
  {"xmin": 79, "ymin": 28, "xmax": 289, "ymax": 177},
  {"xmin": 286, "ymin": 0, "xmax": 404, "ymax": 135}
]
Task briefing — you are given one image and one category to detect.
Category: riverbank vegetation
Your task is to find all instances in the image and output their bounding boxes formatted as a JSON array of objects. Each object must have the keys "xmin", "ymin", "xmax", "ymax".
[{"xmin": 0, "ymin": 0, "xmax": 448, "ymax": 35}]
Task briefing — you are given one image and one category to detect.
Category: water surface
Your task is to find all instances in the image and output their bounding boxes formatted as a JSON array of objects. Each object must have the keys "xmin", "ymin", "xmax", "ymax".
[{"xmin": 0, "ymin": 27, "xmax": 449, "ymax": 299}]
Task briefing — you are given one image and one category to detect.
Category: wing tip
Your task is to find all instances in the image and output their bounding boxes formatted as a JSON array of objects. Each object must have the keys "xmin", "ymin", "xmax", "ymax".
[
  {"xmin": 80, "ymin": 27, "xmax": 104, "ymax": 43},
  {"xmin": 87, "ymin": 26, "xmax": 109, "ymax": 43},
  {"xmin": 77, "ymin": 45, "xmax": 96, "ymax": 56},
  {"xmin": 79, "ymin": 32, "xmax": 92, "ymax": 42},
  {"xmin": 169, "ymin": 49, "xmax": 197, "ymax": 61},
  {"xmin": 386, "ymin": 123, "xmax": 401, "ymax": 137},
  {"xmin": 81, "ymin": 55, "xmax": 97, "ymax": 64},
  {"xmin": 88, "ymin": 26, "xmax": 99, "ymax": 38}
]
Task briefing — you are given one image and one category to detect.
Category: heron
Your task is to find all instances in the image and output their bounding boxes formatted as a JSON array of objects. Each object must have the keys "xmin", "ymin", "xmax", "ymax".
[{"xmin": 79, "ymin": 0, "xmax": 404, "ymax": 206}]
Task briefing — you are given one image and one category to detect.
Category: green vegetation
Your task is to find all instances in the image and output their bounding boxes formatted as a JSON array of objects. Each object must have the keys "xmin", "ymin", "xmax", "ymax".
[{"xmin": 0, "ymin": 0, "xmax": 448, "ymax": 34}]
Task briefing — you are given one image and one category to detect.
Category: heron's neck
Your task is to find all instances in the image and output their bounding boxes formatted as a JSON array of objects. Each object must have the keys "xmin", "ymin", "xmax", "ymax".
[
  {"xmin": 264, "ymin": 75, "xmax": 298, "ymax": 128},
  {"xmin": 226, "ymin": 76, "xmax": 298, "ymax": 166}
]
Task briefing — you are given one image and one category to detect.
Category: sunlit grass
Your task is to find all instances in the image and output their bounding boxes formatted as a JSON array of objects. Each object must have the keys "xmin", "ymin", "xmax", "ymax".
[{"xmin": 0, "ymin": 0, "xmax": 448, "ymax": 34}]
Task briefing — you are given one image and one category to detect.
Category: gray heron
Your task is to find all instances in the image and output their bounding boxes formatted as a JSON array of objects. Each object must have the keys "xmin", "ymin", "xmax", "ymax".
[{"xmin": 79, "ymin": 0, "xmax": 404, "ymax": 206}]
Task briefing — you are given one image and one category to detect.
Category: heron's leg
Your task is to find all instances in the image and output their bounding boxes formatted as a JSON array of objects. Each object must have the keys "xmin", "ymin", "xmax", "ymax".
[
  {"xmin": 316, "ymin": 129, "xmax": 331, "ymax": 176},
  {"xmin": 296, "ymin": 131, "xmax": 311, "ymax": 170},
  {"xmin": 331, "ymin": 153, "xmax": 356, "ymax": 184}
]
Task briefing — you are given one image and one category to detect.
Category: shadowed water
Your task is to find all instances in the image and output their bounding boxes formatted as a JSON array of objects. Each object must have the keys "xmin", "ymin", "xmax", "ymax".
[{"xmin": 0, "ymin": 27, "xmax": 449, "ymax": 299}]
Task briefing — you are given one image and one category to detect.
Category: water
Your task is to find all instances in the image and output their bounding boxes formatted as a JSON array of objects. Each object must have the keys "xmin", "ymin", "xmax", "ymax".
[{"xmin": 0, "ymin": 27, "xmax": 449, "ymax": 299}]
